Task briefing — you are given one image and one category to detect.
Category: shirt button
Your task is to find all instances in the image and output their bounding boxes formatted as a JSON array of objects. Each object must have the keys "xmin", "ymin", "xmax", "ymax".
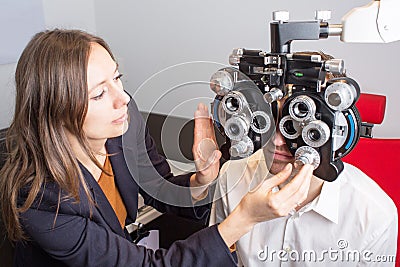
[{"xmin": 284, "ymin": 246, "xmax": 291, "ymax": 252}]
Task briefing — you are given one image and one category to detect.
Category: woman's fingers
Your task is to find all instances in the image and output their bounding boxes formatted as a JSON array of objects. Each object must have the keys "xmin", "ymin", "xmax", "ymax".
[
  {"xmin": 194, "ymin": 103, "xmax": 209, "ymax": 143},
  {"xmin": 273, "ymin": 164, "xmax": 313, "ymax": 212},
  {"xmin": 255, "ymin": 163, "xmax": 293, "ymax": 193}
]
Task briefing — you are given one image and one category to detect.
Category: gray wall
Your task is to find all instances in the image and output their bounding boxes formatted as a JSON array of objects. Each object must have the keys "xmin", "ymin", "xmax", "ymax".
[{"xmin": 1, "ymin": 0, "xmax": 399, "ymax": 138}]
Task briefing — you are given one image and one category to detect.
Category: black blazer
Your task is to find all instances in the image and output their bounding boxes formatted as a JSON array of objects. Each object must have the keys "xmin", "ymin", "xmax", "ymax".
[{"xmin": 14, "ymin": 101, "xmax": 236, "ymax": 267}]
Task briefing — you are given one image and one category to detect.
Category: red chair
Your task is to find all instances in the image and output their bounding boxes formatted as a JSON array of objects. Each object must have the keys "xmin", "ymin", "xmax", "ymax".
[{"xmin": 343, "ymin": 93, "xmax": 399, "ymax": 265}]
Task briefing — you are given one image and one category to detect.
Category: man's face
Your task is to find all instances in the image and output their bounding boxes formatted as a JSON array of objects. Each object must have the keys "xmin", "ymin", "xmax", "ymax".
[{"xmin": 265, "ymin": 99, "xmax": 295, "ymax": 175}]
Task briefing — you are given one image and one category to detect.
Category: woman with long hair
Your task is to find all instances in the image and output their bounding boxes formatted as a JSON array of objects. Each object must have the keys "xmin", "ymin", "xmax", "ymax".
[{"xmin": 0, "ymin": 29, "xmax": 312, "ymax": 266}]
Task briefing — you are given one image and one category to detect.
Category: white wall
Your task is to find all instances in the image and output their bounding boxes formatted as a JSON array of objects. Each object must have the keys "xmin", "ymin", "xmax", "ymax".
[
  {"xmin": 0, "ymin": 64, "xmax": 16, "ymax": 126},
  {"xmin": 42, "ymin": 0, "xmax": 96, "ymax": 33},
  {"xmin": 0, "ymin": 0, "xmax": 96, "ymax": 128},
  {"xmin": 1, "ymin": 0, "xmax": 399, "ymax": 138}
]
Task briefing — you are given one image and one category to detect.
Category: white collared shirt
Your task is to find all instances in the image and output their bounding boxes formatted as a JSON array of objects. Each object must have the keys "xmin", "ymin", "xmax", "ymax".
[{"xmin": 210, "ymin": 149, "xmax": 398, "ymax": 266}]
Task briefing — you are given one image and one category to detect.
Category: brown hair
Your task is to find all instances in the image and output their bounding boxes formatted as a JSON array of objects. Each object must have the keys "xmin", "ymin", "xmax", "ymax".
[{"xmin": 0, "ymin": 29, "xmax": 116, "ymax": 241}]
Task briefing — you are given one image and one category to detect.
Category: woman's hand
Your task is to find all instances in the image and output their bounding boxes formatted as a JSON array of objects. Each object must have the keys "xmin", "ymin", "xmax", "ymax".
[
  {"xmin": 190, "ymin": 103, "xmax": 221, "ymax": 198},
  {"xmin": 238, "ymin": 163, "xmax": 313, "ymax": 223},
  {"xmin": 218, "ymin": 163, "xmax": 313, "ymax": 247}
]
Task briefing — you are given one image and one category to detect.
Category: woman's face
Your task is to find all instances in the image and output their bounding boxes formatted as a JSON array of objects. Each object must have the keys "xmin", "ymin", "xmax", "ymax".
[{"xmin": 84, "ymin": 43, "xmax": 130, "ymax": 143}]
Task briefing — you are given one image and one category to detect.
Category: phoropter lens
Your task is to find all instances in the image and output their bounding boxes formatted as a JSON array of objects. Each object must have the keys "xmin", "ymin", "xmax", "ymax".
[
  {"xmin": 308, "ymin": 129, "xmax": 321, "ymax": 142},
  {"xmin": 301, "ymin": 120, "xmax": 330, "ymax": 147},
  {"xmin": 224, "ymin": 116, "xmax": 249, "ymax": 141},
  {"xmin": 225, "ymin": 97, "xmax": 240, "ymax": 112},
  {"xmin": 252, "ymin": 115, "xmax": 266, "ymax": 129},
  {"xmin": 229, "ymin": 124, "xmax": 240, "ymax": 136},
  {"xmin": 324, "ymin": 80, "xmax": 358, "ymax": 111},
  {"xmin": 279, "ymin": 115, "xmax": 301, "ymax": 139},
  {"xmin": 288, "ymin": 95, "xmax": 316, "ymax": 122},
  {"xmin": 293, "ymin": 102, "xmax": 309, "ymax": 118},
  {"xmin": 327, "ymin": 92, "xmax": 341, "ymax": 107},
  {"xmin": 250, "ymin": 111, "xmax": 271, "ymax": 134},
  {"xmin": 283, "ymin": 120, "xmax": 297, "ymax": 135}
]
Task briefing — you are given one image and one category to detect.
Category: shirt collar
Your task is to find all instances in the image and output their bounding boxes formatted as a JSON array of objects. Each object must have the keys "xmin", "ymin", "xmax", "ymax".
[{"xmin": 309, "ymin": 175, "xmax": 342, "ymax": 224}]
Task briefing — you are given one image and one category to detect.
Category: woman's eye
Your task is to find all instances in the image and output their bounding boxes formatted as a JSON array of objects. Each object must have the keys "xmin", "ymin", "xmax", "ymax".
[
  {"xmin": 114, "ymin": 73, "xmax": 123, "ymax": 81},
  {"xmin": 91, "ymin": 89, "xmax": 106, "ymax": 100}
]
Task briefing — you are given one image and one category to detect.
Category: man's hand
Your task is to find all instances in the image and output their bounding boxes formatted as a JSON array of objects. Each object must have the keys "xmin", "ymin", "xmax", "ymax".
[{"xmin": 190, "ymin": 103, "xmax": 221, "ymax": 197}]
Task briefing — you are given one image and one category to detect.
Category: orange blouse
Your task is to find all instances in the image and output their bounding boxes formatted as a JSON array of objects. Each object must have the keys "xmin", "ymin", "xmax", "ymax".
[{"xmin": 98, "ymin": 155, "xmax": 127, "ymax": 229}]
